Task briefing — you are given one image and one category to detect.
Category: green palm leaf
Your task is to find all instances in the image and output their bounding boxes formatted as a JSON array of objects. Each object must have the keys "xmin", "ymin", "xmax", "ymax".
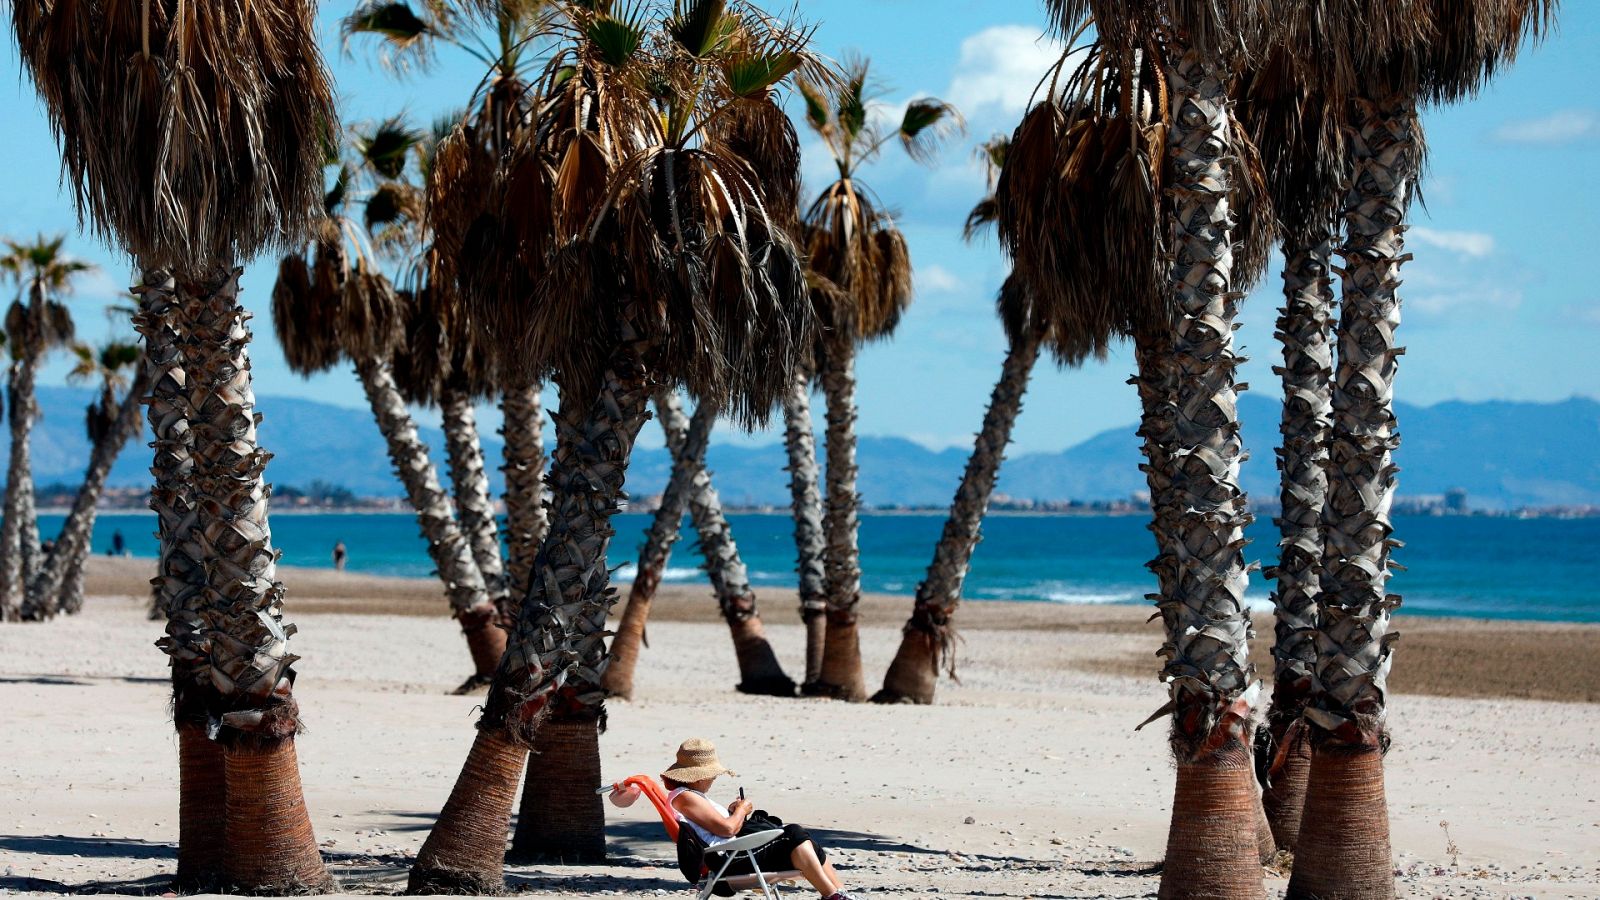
[
  {"xmin": 665, "ymin": 0, "xmax": 733, "ymax": 58},
  {"xmin": 724, "ymin": 52, "xmax": 803, "ymax": 99},
  {"xmin": 587, "ymin": 13, "xmax": 647, "ymax": 66},
  {"xmin": 344, "ymin": 1, "xmax": 433, "ymax": 44}
]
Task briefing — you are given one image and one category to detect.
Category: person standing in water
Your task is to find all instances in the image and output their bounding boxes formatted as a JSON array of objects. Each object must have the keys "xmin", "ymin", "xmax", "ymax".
[
  {"xmin": 333, "ymin": 540, "xmax": 348, "ymax": 572},
  {"xmin": 110, "ymin": 530, "xmax": 125, "ymax": 557}
]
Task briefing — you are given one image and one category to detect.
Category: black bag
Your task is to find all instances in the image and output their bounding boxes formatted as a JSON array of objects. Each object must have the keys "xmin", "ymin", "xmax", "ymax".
[{"xmin": 676, "ymin": 810, "xmax": 786, "ymax": 896}]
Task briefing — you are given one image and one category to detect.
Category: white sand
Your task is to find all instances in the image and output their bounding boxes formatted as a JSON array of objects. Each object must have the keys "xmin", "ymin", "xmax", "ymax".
[{"xmin": 2, "ymin": 589, "xmax": 1598, "ymax": 898}]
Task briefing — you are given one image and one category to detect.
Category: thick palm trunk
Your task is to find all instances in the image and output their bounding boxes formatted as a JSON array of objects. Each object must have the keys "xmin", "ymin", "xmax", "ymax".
[
  {"xmin": 354, "ymin": 358, "xmax": 501, "ymax": 689},
  {"xmin": 815, "ymin": 335, "xmax": 866, "ymax": 700},
  {"xmin": 410, "ymin": 316, "xmax": 653, "ymax": 894},
  {"xmin": 1286, "ymin": 96, "xmax": 1415, "ymax": 900},
  {"xmin": 1259, "ymin": 228, "xmax": 1336, "ymax": 851},
  {"xmin": 131, "ymin": 268, "xmax": 222, "ymax": 889},
  {"xmin": 442, "ymin": 388, "xmax": 508, "ymax": 608},
  {"xmin": 500, "ymin": 381, "xmax": 548, "ymax": 607},
  {"xmin": 160, "ymin": 265, "xmax": 330, "ymax": 893},
  {"xmin": 508, "ymin": 714, "xmax": 605, "ymax": 864},
  {"xmin": 1152, "ymin": 51, "xmax": 1264, "ymax": 900},
  {"xmin": 26, "ymin": 364, "xmax": 151, "ymax": 616},
  {"xmin": 0, "ymin": 358, "xmax": 40, "ymax": 619},
  {"xmin": 781, "ymin": 371, "xmax": 829, "ymax": 687},
  {"xmin": 600, "ymin": 389, "xmax": 704, "ymax": 700},
  {"xmin": 877, "ymin": 331, "xmax": 1040, "ymax": 704},
  {"xmin": 675, "ymin": 398, "xmax": 796, "ymax": 697}
]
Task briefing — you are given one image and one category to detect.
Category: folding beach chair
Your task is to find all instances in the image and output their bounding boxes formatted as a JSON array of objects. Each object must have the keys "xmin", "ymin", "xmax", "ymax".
[{"xmin": 600, "ymin": 775, "xmax": 804, "ymax": 899}]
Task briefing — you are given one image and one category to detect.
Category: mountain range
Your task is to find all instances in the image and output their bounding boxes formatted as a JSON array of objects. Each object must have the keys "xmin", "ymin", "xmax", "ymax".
[{"xmin": 10, "ymin": 385, "xmax": 1599, "ymax": 511}]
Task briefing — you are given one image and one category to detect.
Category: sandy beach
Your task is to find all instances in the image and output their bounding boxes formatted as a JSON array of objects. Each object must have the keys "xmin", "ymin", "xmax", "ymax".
[{"xmin": 2, "ymin": 555, "xmax": 1597, "ymax": 898}]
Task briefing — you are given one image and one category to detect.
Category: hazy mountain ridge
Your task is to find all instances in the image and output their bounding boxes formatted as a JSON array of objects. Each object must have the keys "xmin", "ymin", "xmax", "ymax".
[{"xmin": 10, "ymin": 386, "xmax": 1598, "ymax": 510}]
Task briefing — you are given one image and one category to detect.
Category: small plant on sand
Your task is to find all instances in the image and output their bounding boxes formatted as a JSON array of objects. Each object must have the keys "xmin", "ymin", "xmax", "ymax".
[{"xmin": 1440, "ymin": 820, "xmax": 1461, "ymax": 868}]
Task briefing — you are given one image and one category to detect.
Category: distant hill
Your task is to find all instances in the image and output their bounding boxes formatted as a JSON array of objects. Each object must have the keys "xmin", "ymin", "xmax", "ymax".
[{"xmin": 9, "ymin": 385, "xmax": 1599, "ymax": 511}]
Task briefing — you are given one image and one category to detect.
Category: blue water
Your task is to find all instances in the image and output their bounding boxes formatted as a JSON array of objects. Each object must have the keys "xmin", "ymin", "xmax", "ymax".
[{"xmin": 50, "ymin": 510, "xmax": 1600, "ymax": 623}]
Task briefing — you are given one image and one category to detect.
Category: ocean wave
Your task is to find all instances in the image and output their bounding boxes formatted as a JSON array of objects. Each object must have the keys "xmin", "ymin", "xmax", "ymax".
[
  {"xmin": 611, "ymin": 563, "xmax": 706, "ymax": 582},
  {"xmin": 1042, "ymin": 590, "xmax": 1140, "ymax": 605}
]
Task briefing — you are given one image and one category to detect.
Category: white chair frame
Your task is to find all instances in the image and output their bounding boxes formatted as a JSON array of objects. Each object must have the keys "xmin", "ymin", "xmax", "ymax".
[{"xmin": 696, "ymin": 828, "xmax": 803, "ymax": 900}]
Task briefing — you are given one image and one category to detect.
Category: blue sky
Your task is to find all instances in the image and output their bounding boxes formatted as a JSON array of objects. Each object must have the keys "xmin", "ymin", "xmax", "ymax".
[{"xmin": 2, "ymin": 2, "xmax": 1596, "ymax": 455}]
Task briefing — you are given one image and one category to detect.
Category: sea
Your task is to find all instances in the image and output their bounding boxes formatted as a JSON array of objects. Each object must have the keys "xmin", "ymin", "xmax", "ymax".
[{"xmin": 45, "ymin": 510, "xmax": 1600, "ymax": 624}]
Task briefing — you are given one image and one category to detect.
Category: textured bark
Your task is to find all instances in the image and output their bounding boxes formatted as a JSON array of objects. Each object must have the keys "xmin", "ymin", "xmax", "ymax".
[
  {"xmin": 414, "ymin": 312, "xmax": 653, "ymax": 891},
  {"xmin": 1262, "ymin": 722, "xmax": 1311, "ymax": 850},
  {"xmin": 600, "ymin": 389, "xmax": 703, "ymax": 700},
  {"xmin": 1258, "ymin": 229, "xmax": 1336, "ymax": 845},
  {"xmin": 508, "ymin": 714, "xmax": 605, "ymax": 864},
  {"xmin": 1293, "ymin": 96, "xmax": 1416, "ymax": 899},
  {"xmin": 1154, "ymin": 51, "xmax": 1262, "ymax": 899},
  {"xmin": 26, "ymin": 365, "xmax": 150, "ymax": 617},
  {"xmin": 1285, "ymin": 749, "xmax": 1391, "ymax": 900},
  {"xmin": 677, "ymin": 398, "xmax": 796, "ymax": 697},
  {"xmin": 223, "ymin": 739, "xmax": 334, "ymax": 892},
  {"xmin": 409, "ymin": 730, "xmax": 528, "ymax": 894},
  {"xmin": 0, "ymin": 358, "xmax": 40, "ymax": 619},
  {"xmin": 500, "ymin": 381, "xmax": 548, "ymax": 609},
  {"xmin": 815, "ymin": 334, "xmax": 866, "ymax": 700},
  {"xmin": 442, "ymin": 388, "xmax": 508, "ymax": 607},
  {"xmin": 155, "ymin": 265, "xmax": 326, "ymax": 889},
  {"xmin": 1158, "ymin": 745, "xmax": 1268, "ymax": 900},
  {"xmin": 176, "ymin": 723, "xmax": 228, "ymax": 891},
  {"xmin": 354, "ymin": 357, "xmax": 500, "ymax": 686},
  {"xmin": 781, "ymin": 371, "xmax": 829, "ymax": 687},
  {"xmin": 877, "ymin": 331, "xmax": 1040, "ymax": 704}
]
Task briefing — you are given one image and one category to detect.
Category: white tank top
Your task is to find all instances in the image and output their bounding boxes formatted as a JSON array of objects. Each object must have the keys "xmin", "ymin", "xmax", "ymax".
[{"xmin": 668, "ymin": 788, "xmax": 734, "ymax": 849}]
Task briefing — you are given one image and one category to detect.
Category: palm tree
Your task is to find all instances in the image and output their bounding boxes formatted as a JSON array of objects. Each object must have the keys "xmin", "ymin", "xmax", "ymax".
[
  {"xmin": 1258, "ymin": 4, "xmax": 1557, "ymax": 896},
  {"xmin": 797, "ymin": 60, "xmax": 962, "ymax": 700},
  {"xmin": 271, "ymin": 120, "xmax": 505, "ymax": 689},
  {"xmin": 781, "ymin": 366, "xmax": 829, "ymax": 684},
  {"xmin": 602, "ymin": 389, "xmax": 796, "ymax": 701},
  {"xmin": 602, "ymin": 390, "xmax": 712, "ymax": 701},
  {"xmin": 875, "ymin": 136, "xmax": 1103, "ymax": 705},
  {"xmin": 23, "ymin": 336, "xmax": 146, "ymax": 619},
  {"xmin": 0, "ymin": 236, "xmax": 84, "ymax": 617},
  {"xmin": 343, "ymin": 0, "xmax": 553, "ymax": 621},
  {"xmin": 1010, "ymin": 8, "xmax": 1277, "ymax": 889},
  {"xmin": 409, "ymin": 2, "xmax": 822, "ymax": 888},
  {"xmin": 1232, "ymin": 42, "xmax": 1348, "ymax": 852},
  {"xmin": 12, "ymin": 0, "xmax": 338, "ymax": 889}
]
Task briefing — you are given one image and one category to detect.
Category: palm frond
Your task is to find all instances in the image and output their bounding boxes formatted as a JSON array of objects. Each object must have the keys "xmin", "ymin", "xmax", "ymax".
[{"xmin": 898, "ymin": 98, "xmax": 965, "ymax": 164}]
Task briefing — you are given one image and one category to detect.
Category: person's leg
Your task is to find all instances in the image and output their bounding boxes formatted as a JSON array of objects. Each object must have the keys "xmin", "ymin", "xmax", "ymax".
[{"xmin": 788, "ymin": 841, "xmax": 840, "ymax": 895}]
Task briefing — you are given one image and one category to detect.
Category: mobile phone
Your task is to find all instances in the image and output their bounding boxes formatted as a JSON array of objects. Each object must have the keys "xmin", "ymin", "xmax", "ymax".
[{"xmin": 739, "ymin": 787, "xmax": 746, "ymax": 801}]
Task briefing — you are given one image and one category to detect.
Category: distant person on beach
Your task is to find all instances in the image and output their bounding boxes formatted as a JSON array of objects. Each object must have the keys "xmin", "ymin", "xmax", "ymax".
[
  {"xmin": 612, "ymin": 738, "xmax": 857, "ymax": 899},
  {"xmin": 111, "ymin": 530, "xmax": 125, "ymax": 557},
  {"xmin": 333, "ymin": 540, "xmax": 347, "ymax": 572}
]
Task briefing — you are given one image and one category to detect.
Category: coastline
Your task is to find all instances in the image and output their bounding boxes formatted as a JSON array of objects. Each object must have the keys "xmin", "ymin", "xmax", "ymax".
[{"xmin": 80, "ymin": 555, "xmax": 1600, "ymax": 704}]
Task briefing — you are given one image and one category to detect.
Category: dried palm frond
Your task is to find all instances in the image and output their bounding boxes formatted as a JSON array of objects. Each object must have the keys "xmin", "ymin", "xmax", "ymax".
[
  {"xmin": 271, "ymin": 246, "xmax": 342, "ymax": 376},
  {"xmin": 11, "ymin": 0, "xmax": 336, "ymax": 269},
  {"xmin": 1042, "ymin": 0, "xmax": 1272, "ymax": 61},
  {"xmin": 1235, "ymin": 48, "xmax": 1348, "ymax": 244}
]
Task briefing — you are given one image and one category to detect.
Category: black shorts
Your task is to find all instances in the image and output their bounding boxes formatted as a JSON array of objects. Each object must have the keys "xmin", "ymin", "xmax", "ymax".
[{"xmin": 706, "ymin": 824, "xmax": 824, "ymax": 875}]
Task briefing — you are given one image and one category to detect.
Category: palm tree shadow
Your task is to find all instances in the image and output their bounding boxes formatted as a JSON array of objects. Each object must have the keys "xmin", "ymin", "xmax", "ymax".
[{"xmin": 0, "ymin": 834, "xmax": 173, "ymax": 860}]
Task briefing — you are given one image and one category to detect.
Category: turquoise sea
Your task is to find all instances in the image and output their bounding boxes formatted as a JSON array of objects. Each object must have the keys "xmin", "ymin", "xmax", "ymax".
[{"xmin": 46, "ymin": 510, "xmax": 1600, "ymax": 624}]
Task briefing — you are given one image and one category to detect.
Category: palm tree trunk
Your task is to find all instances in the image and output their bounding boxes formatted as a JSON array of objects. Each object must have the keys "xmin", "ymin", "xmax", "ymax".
[
  {"xmin": 1259, "ymin": 228, "xmax": 1336, "ymax": 851},
  {"xmin": 1152, "ymin": 50, "xmax": 1264, "ymax": 900},
  {"xmin": 165, "ymin": 265, "xmax": 331, "ymax": 893},
  {"xmin": 815, "ymin": 334, "xmax": 866, "ymax": 700},
  {"xmin": 781, "ymin": 371, "xmax": 829, "ymax": 688},
  {"xmin": 409, "ymin": 314, "xmax": 654, "ymax": 894},
  {"xmin": 1286, "ymin": 96, "xmax": 1415, "ymax": 900},
  {"xmin": 441, "ymin": 387, "xmax": 508, "ymax": 609},
  {"xmin": 876, "ymin": 330, "xmax": 1041, "ymax": 704},
  {"xmin": 500, "ymin": 381, "xmax": 548, "ymax": 609},
  {"xmin": 132, "ymin": 268, "xmax": 223, "ymax": 888},
  {"xmin": 354, "ymin": 357, "xmax": 502, "ymax": 690},
  {"xmin": 0, "ymin": 360, "xmax": 35, "ymax": 621},
  {"xmin": 600, "ymin": 389, "xmax": 703, "ymax": 700},
  {"xmin": 27, "ymin": 364, "xmax": 151, "ymax": 615},
  {"xmin": 677, "ymin": 398, "xmax": 795, "ymax": 696},
  {"xmin": 507, "ymin": 714, "xmax": 605, "ymax": 864}
]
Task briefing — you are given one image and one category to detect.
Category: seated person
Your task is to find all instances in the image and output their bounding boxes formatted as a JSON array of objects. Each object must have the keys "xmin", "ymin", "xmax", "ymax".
[{"xmin": 611, "ymin": 738, "xmax": 858, "ymax": 900}]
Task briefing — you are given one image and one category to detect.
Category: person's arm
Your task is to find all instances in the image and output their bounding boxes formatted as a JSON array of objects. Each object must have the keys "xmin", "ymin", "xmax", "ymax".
[{"xmin": 672, "ymin": 792, "xmax": 752, "ymax": 839}]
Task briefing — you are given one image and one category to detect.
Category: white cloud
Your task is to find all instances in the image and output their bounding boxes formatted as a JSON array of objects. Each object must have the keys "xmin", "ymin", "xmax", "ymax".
[
  {"xmin": 1491, "ymin": 109, "xmax": 1600, "ymax": 145},
  {"xmin": 945, "ymin": 25, "xmax": 1065, "ymax": 120},
  {"xmin": 1411, "ymin": 227, "xmax": 1495, "ymax": 259},
  {"xmin": 917, "ymin": 264, "xmax": 965, "ymax": 294},
  {"xmin": 1408, "ymin": 285, "xmax": 1523, "ymax": 317}
]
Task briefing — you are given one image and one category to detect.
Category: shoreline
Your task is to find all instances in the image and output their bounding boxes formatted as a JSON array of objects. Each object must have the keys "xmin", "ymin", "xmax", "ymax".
[{"xmin": 81, "ymin": 555, "xmax": 1600, "ymax": 705}]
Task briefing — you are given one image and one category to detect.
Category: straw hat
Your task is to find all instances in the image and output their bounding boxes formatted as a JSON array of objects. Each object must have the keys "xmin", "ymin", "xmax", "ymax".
[{"xmin": 663, "ymin": 738, "xmax": 736, "ymax": 783}]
